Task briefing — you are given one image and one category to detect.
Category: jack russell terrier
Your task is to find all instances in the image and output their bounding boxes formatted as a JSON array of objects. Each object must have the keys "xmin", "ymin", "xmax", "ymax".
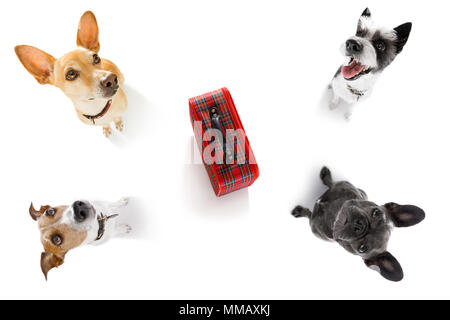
[
  {"xmin": 329, "ymin": 8, "xmax": 412, "ymax": 118},
  {"xmin": 292, "ymin": 167, "xmax": 425, "ymax": 281},
  {"xmin": 30, "ymin": 198, "xmax": 132, "ymax": 280},
  {"xmin": 15, "ymin": 11, "xmax": 127, "ymax": 137}
]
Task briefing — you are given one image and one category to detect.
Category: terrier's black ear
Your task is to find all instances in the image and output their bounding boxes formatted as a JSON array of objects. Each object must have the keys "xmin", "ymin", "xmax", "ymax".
[
  {"xmin": 383, "ymin": 202, "xmax": 425, "ymax": 227},
  {"xmin": 361, "ymin": 8, "xmax": 371, "ymax": 18},
  {"xmin": 364, "ymin": 251, "xmax": 403, "ymax": 282},
  {"xmin": 394, "ymin": 23, "xmax": 412, "ymax": 53}
]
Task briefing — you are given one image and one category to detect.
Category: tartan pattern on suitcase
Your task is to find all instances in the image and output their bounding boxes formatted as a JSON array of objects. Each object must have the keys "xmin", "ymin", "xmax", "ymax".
[{"xmin": 189, "ymin": 88, "xmax": 259, "ymax": 196}]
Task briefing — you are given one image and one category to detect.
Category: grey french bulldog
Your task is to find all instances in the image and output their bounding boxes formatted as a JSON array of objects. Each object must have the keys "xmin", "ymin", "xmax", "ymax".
[{"xmin": 292, "ymin": 167, "xmax": 425, "ymax": 281}]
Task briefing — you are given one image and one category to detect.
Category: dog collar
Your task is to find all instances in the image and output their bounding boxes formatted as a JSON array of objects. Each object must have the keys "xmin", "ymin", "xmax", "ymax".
[
  {"xmin": 83, "ymin": 100, "xmax": 112, "ymax": 124},
  {"xmin": 347, "ymin": 85, "xmax": 366, "ymax": 99},
  {"xmin": 96, "ymin": 213, "xmax": 119, "ymax": 241}
]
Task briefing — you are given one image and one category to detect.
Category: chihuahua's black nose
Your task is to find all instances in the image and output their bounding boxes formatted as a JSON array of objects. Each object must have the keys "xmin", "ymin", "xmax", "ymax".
[
  {"xmin": 100, "ymin": 73, "xmax": 119, "ymax": 97},
  {"xmin": 346, "ymin": 39, "xmax": 362, "ymax": 54},
  {"xmin": 73, "ymin": 201, "xmax": 90, "ymax": 223},
  {"xmin": 101, "ymin": 73, "xmax": 118, "ymax": 89}
]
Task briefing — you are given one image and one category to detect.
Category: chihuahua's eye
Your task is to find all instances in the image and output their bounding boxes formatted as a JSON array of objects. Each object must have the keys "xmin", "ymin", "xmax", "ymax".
[
  {"xmin": 358, "ymin": 244, "xmax": 368, "ymax": 254},
  {"xmin": 45, "ymin": 208, "xmax": 56, "ymax": 217},
  {"xmin": 375, "ymin": 40, "xmax": 386, "ymax": 52},
  {"xmin": 66, "ymin": 69, "xmax": 79, "ymax": 81},
  {"xmin": 51, "ymin": 234, "xmax": 63, "ymax": 246},
  {"xmin": 372, "ymin": 208, "xmax": 382, "ymax": 218},
  {"xmin": 93, "ymin": 54, "xmax": 101, "ymax": 65}
]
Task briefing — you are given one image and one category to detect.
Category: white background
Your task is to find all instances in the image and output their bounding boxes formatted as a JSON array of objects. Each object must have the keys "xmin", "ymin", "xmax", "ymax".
[{"xmin": 0, "ymin": 0, "xmax": 448, "ymax": 299}]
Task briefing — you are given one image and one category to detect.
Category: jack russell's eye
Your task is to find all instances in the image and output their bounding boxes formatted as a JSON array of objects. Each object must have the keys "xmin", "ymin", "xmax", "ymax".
[
  {"xmin": 51, "ymin": 234, "xmax": 63, "ymax": 246},
  {"xmin": 374, "ymin": 40, "xmax": 386, "ymax": 52},
  {"xmin": 93, "ymin": 54, "xmax": 101, "ymax": 65},
  {"xmin": 45, "ymin": 208, "xmax": 56, "ymax": 217},
  {"xmin": 66, "ymin": 69, "xmax": 79, "ymax": 81},
  {"xmin": 358, "ymin": 244, "xmax": 368, "ymax": 254}
]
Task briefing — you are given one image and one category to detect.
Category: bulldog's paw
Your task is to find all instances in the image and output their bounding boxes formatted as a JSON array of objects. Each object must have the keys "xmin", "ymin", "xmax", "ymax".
[{"xmin": 103, "ymin": 125, "xmax": 112, "ymax": 137}]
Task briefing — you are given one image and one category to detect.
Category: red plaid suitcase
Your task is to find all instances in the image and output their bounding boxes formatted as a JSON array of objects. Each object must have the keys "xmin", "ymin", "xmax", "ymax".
[{"xmin": 189, "ymin": 88, "xmax": 259, "ymax": 197}]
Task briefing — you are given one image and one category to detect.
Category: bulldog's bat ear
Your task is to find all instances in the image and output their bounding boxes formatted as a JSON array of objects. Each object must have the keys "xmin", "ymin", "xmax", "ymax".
[
  {"xmin": 384, "ymin": 202, "xmax": 425, "ymax": 227},
  {"xmin": 361, "ymin": 8, "xmax": 371, "ymax": 18},
  {"xmin": 14, "ymin": 45, "xmax": 56, "ymax": 85},
  {"xmin": 29, "ymin": 202, "xmax": 50, "ymax": 221},
  {"xmin": 41, "ymin": 252, "xmax": 65, "ymax": 280},
  {"xmin": 364, "ymin": 251, "xmax": 403, "ymax": 282},
  {"xmin": 394, "ymin": 23, "xmax": 412, "ymax": 53},
  {"xmin": 77, "ymin": 11, "xmax": 100, "ymax": 53}
]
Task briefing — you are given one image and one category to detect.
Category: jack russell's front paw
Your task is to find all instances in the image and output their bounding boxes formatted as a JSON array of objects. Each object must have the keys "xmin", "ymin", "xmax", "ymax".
[{"xmin": 103, "ymin": 126, "xmax": 112, "ymax": 137}]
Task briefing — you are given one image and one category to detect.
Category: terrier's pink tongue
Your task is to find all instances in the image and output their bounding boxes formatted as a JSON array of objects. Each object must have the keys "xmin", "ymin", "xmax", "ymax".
[{"xmin": 342, "ymin": 60, "xmax": 365, "ymax": 79}]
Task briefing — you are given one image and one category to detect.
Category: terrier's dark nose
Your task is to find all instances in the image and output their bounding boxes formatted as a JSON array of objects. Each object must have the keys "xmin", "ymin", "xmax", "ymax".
[
  {"xmin": 346, "ymin": 39, "xmax": 362, "ymax": 54},
  {"xmin": 73, "ymin": 201, "xmax": 90, "ymax": 223},
  {"xmin": 101, "ymin": 73, "xmax": 118, "ymax": 89}
]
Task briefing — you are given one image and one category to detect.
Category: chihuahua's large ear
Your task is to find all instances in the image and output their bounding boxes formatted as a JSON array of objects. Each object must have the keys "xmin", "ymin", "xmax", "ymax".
[
  {"xmin": 384, "ymin": 202, "xmax": 425, "ymax": 227},
  {"xmin": 14, "ymin": 45, "xmax": 56, "ymax": 85},
  {"xmin": 77, "ymin": 11, "xmax": 100, "ymax": 53},
  {"xmin": 364, "ymin": 251, "xmax": 403, "ymax": 282},
  {"xmin": 41, "ymin": 251, "xmax": 65, "ymax": 280},
  {"xmin": 29, "ymin": 202, "xmax": 50, "ymax": 221},
  {"xmin": 394, "ymin": 23, "xmax": 412, "ymax": 53}
]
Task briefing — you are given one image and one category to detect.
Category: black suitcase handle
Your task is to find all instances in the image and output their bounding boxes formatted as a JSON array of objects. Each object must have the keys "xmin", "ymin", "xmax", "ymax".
[{"xmin": 209, "ymin": 105, "xmax": 235, "ymax": 164}]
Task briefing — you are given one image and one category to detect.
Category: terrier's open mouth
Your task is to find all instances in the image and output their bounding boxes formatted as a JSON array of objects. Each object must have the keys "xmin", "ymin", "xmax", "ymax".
[{"xmin": 342, "ymin": 58, "xmax": 372, "ymax": 80}]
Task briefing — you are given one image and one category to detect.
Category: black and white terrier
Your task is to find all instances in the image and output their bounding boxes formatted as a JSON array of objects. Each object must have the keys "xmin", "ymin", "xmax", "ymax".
[{"xmin": 329, "ymin": 8, "xmax": 412, "ymax": 117}]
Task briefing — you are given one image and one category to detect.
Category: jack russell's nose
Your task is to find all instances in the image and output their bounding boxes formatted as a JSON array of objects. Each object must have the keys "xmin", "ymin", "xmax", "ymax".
[
  {"xmin": 346, "ymin": 39, "xmax": 362, "ymax": 54},
  {"xmin": 73, "ymin": 201, "xmax": 90, "ymax": 223}
]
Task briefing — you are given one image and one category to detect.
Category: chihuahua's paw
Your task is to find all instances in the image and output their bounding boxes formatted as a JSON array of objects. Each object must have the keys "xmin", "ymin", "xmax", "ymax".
[
  {"xmin": 115, "ymin": 119, "xmax": 124, "ymax": 132},
  {"xmin": 103, "ymin": 126, "xmax": 112, "ymax": 137}
]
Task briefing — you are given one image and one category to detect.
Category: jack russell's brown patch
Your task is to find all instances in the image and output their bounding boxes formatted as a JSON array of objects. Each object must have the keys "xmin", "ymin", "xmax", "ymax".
[{"xmin": 30, "ymin": 203, "xmax": 88, "ymax": 279}]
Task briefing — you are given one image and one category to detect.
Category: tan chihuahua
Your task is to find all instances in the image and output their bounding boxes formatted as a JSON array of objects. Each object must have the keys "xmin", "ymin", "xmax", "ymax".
[{"xmin": 15, "ymin": 11, "xmax": 127, "ymax": 137}]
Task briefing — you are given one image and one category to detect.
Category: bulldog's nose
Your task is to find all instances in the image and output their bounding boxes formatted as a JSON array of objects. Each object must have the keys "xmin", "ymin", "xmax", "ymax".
[
  {"xmin": 101, "ymin": 73, "xmax": 118, "ymax": 89},
  {"xmin": 346, "ymin": 39, "xmax": 362, "ymax": 54},
  {"xmin": 73, "ymin": 201, "xmax": 90, "ymax": 223},
  {"xmin": 353, "ymin": 218, "xmax": 367, "ymax": 235}
]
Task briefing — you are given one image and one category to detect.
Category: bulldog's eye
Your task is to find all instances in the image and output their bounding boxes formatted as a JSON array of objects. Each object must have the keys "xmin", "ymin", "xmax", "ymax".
[
  {"xmin": 45, "ymin": 208, "xmax": 56, "ymax": 217},
  {"xmin": 358, "ymin": 244, "xmax": 368, "ymax": 254},
  {"xmin": 51, "ymin": 234, "xmax": 63, "ymax": 246},
  {"xmin": 372, "ymin": 208, "xmax": 382, "ymax": 218},
  {"xmin": 66, "ymin": 69, "xmax": 79, "ymax": 81},
  {"xmin": 93, "ymin": 54, "xmax": 101, "ymax": 65},
  {"xmin": 374, "ymin": 40, "xmax": 386, "ymax": 52}
]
